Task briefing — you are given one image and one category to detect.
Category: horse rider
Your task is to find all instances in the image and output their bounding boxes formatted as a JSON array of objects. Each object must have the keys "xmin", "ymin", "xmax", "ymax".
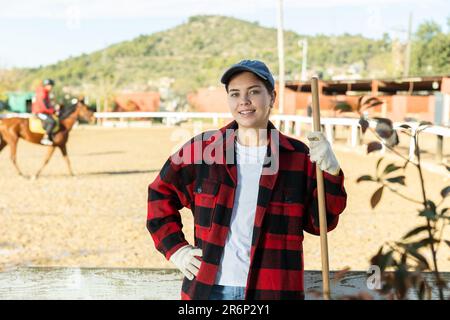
[{"xmin": 32, "ymin": 79, "xmax": 57, "ymax": 146}]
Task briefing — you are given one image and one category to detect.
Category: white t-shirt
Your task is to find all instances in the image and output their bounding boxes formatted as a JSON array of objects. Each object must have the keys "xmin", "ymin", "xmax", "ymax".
[{"xmin": 215, "ymin": 140, "xmax": 267, "ymax": 286}]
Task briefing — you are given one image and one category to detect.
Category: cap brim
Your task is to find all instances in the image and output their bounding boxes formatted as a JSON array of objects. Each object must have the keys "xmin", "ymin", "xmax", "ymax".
[{"xmin": 220, "ymin": 66, "xmax": 268, "ymax": 85}]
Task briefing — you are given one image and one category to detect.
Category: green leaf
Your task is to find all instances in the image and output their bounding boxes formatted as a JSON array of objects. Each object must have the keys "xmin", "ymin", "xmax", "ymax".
[
  {"xmin": 386, "ymin": 175, "xmax": 406, "ymax": 185},
  {"xmin": 367, "ymin": 141, "xmax": 383, "ymax": 154},
  {"xmin": 359, "ymin": 118, "xmax": 369, "ymax": 134},
  {"xmin": 409, "ymin": 237, "xmax": 439, "ymax": 250},
  {"xmin": 369, "ymin": 100, "xmax": 384, "ymax": 108},
  {"xmin": 425, "ymin": 200, "xmax": 437, "ymax": 212},
  {"xmin": 376, "ymin": 157, "xmax": 384, "ymax": 178},
  {"xmin": 363, "ymin": 98, "xmax": 384, "ymax": 110},
  {"xmin": 402, "ymin": 226, "xmax": 430, "ymax": 240},
  {"xmin": 408, "ymin": 250, "xmax": 430, "ymax": 270},
  {"xmin": 399, "ymin": 124, "xmax": 411, "ymax": 130},
  {"xmin": 396, "ymin": 243, "xmax": 430, "ymax": 269},
  {"xmin": 375, "ymin": 118, "xmax": 394, "ymax": 139},
  {"xmin": 419, "ymin": 121, "xmax": 432, "ymax": 127},
  {"xmin": 440, "ymin": 186, "xmax": 450, "ymax": 198},
  {"xmin": 357, "ymin": 175, "xmax": 374, "ymax": 183},
  {"xmin": 334, "ymin": 102, "xmax": 353, "ymax": 113},
  {"xmin": 357, "ymin": 96, "xmax": 365, "ymax": 112},
  {"xmin": 383, "ymin": 163, "xmax": 402, "ymax": 175},
  {"xmin": 418, "ymin": 280, "xmax": 426, "ymax": 300},
  {"xmin": 376, "ymin": 157, "xmax": 384, "ymax": 171},
  {"xmin": 417, "ymin": 122, "xmax": 433, "ymax": 133},
  {"xmin": 370, "ymin": 247, "xmax": 394, "ymax": 272},
  {"xmin": 371, "ymin": 186, "xmax": 384, "ymax": 209},
  {"xmin": 419, "ymin": 208, "xmax": 437, "ymax": 220},
  {"xmin": 363, "ymin": 97, "xmax": 380, "ymax": 105}
]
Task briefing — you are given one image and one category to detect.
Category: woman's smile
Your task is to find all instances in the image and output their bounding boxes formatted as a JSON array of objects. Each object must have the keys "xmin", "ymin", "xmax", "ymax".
[{"xmin": 238, "ymin": 109, "xmax": 256, "ymax": 116}]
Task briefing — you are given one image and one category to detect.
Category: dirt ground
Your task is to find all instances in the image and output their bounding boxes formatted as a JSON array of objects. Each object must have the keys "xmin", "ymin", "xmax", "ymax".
[{"xmin": 0, "ymin": 121, "xmax": 449, "ymax": 273}]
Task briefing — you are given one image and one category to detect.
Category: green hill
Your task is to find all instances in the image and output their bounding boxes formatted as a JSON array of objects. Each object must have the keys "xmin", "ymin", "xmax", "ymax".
[{"xmin": 3, "ymin": 15, "xmax": 450, "ymax": 100}]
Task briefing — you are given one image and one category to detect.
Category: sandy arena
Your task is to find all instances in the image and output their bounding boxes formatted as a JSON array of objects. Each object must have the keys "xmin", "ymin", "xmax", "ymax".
[{"xmin": 0, "ymin": 122, "xmax": 449, "ymax": 273}]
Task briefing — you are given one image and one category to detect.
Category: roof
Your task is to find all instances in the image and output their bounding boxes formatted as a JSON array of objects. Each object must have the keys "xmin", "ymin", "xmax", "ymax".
[{"xmin": 286, "ymin": 75, "xmax": 450, "ymax": 95}]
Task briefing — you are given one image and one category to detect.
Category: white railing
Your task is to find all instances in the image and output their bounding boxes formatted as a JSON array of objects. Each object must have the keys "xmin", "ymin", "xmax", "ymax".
[
  {"xmin": 0, "ymin": 113, "xmax": 32, "ymax": 118},
  {"xmin": 93, "ymin": 111, "xmax": 449, "ymax": 163}
]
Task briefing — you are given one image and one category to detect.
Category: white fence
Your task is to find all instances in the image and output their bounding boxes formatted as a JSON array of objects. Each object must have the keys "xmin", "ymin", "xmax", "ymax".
[
  {"xmin": 1, "ymin": 267, "xmax": 448, "ymax": 299},
  {"xmin": 94, "ymin": 111, "xmax": 449, "ymax": 163}
]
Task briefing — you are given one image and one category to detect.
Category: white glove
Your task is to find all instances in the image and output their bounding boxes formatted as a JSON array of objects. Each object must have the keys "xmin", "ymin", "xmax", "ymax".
[
  {"xmin": 307, "ymin": 131, "xmax": 340, "ymax": 176},
  {"xmin": 169, "ymin": 245, "xmax": 203, "ymax": 280}
]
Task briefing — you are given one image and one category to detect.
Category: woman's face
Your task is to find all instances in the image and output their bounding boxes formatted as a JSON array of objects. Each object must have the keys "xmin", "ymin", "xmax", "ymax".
[{"xmin": 227, "ymin": 71, "xmax": 275, "ymax": 130}]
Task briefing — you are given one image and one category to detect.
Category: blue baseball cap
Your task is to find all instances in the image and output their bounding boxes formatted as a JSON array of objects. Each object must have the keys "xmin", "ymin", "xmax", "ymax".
[{"xmin": 221, "ymin": 60, "xmax": 275, "ymax": 90}]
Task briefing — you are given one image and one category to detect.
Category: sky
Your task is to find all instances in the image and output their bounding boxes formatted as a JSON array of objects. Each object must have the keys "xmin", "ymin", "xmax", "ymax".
[{"xmin": 0, "ymin": 0, "xmax": 448, "ymax": 68}]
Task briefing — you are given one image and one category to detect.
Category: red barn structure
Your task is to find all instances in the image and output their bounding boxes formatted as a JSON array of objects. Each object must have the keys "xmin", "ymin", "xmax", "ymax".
[
  {"xmin": 187, "ymin": 85, "xmax": 300, "ymax": 114},
  {"xmin": 114, "ymin": 92, "xmax": 160, "ymax": 112},
  {"xmin": 185, "ymin": 76, "xmax": 450, "ymax": 125},
  {"xmin": 286, "ymin": 76, "xmax": 450, "ymax": 123},
  {"xmin": 187, "ymin": 88, "xmax": 228, "ymax": 113}
]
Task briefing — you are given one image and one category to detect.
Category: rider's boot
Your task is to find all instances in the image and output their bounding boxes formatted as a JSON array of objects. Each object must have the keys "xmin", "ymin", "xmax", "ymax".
[{"xmin": 40, "ymin": 133, "xmax": 53, "ymax": 146}]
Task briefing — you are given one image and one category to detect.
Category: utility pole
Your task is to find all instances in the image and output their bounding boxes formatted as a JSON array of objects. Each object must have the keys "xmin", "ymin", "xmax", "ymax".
[
  {"xmin": 277, "ymin": 0, "xmax": 285, "ymax": 114},
  {"xmin": 299, "ymin": 39, "xmax": 308, "ymax": 81},
  {"xmin": 403, "ymin": 12, "xmax": 413, "ymax": 78}
]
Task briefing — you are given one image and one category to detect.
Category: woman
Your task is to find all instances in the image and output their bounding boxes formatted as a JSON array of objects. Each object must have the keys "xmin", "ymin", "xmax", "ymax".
[{"xmin": 147, "ymin": 60, "xmax": 347, "ymax": 300}]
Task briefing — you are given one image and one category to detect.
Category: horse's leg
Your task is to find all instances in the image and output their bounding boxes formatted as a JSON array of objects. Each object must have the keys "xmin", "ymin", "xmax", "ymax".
[
  {"xmin": 33, "ymin": 146, "xmax": 56, "ymax": 179},
  {"xmin": 59, "ymin": 145, "xmax": 74, "ymax": 176},
  {"xmin": 0, "ymin": 136, "xmax": 7, "ymax": 153},
  {"xmin": 9, "ymin": 137, "xmax": 23, "ymax": 176}
]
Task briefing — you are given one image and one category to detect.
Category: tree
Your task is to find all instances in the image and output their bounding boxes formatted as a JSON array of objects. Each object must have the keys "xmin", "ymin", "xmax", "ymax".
[
  {"xmin": 410, "ymin": 21, "xmax": 450, "ymax": 75},
  {"xmin": 335, "ymin": 97, "xmax": 449, "ymax": 300}
]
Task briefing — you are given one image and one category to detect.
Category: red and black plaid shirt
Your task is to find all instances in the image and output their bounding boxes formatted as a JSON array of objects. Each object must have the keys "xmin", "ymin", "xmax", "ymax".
[{"xmin": 147, "ymin": 120, "xmax": 347, "ymax": 300}]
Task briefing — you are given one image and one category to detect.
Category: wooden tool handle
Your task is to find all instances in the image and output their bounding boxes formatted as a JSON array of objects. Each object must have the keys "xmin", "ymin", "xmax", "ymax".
[{"xmin": 311, "ymin": 77, "xmax": 331, "ymax": 300}]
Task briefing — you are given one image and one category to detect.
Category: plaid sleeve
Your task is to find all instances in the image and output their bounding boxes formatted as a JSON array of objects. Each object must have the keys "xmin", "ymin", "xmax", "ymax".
[
  {"xmin": 146, "ymin": 141, "xmax": 196, "ymax": 260},
  {"xmin": 303, "ymin": 151, "xmax": 347, "ymax": 236}
]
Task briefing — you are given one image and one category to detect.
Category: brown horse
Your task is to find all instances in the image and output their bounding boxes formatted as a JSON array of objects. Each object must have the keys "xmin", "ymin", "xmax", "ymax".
[{"xmin": 0, "ymin": 99, "xmax": 94, "ymax": 179}]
